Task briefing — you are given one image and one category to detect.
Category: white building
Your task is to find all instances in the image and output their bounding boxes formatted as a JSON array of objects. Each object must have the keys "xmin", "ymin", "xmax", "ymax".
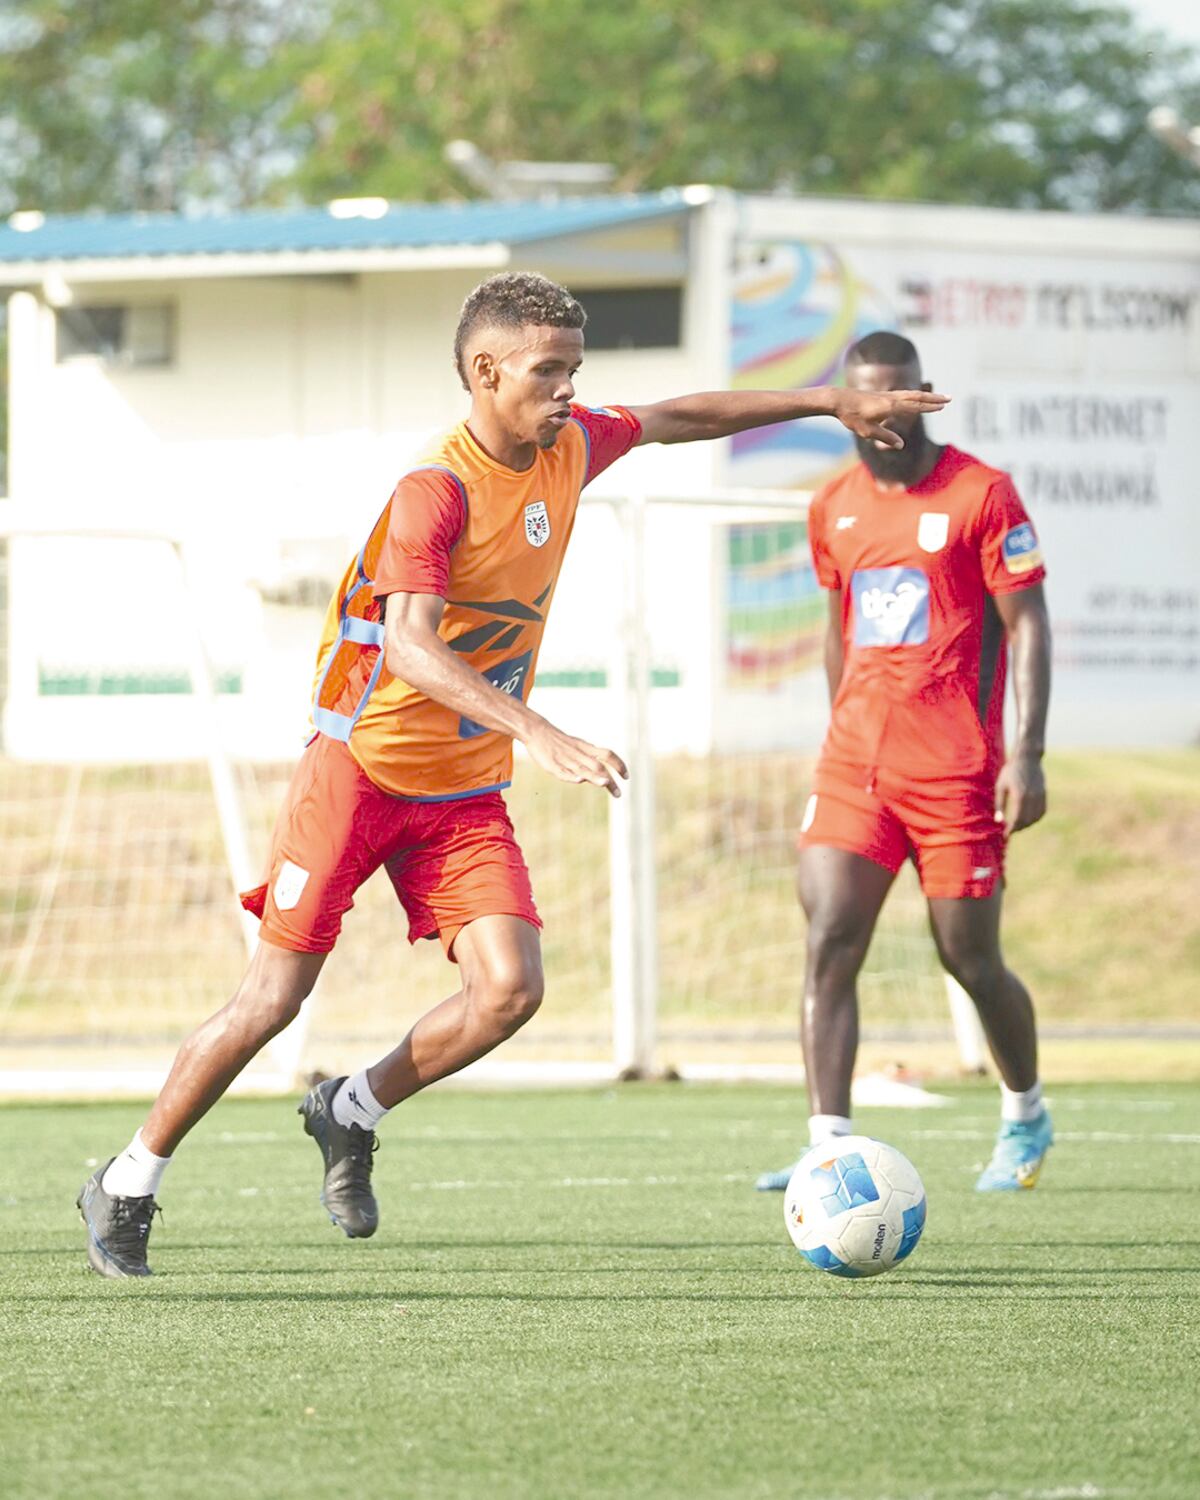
[{"xmin": 2, "ymin": 188, "xmax": 1197, "ymax": 758}]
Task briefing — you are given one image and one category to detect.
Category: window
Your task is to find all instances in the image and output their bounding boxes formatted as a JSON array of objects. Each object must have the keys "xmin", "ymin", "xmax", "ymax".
[
  {"xmin": 56, "ymin": 304, "xmax": 174, "ymax": 366},
  {"xmin": 579, "ymin": 286, "xmax": 682, "ymax": 351}
]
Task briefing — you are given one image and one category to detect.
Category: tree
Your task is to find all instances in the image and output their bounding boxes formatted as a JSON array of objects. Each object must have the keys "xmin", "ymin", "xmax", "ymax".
[
  {"xmin": 280, "ymin": 0, "xmax": 1200, "ymax": 214},
  {"xmin": 0, "ymin": 1, "xmax": 323, "ymax": 214},
  {"xmin": 0, "ymin": 0, "xmax": 1198, "ymax": 216}
]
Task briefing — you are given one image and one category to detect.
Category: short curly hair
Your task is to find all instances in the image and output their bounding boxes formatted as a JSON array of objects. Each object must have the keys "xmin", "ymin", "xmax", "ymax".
[{"xmin": 453, "ymin": 272, "xmax": 586, "ymax": 390}]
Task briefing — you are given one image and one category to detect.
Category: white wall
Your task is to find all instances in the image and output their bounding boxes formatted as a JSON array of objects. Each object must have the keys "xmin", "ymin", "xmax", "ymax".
[{"xmin": 3, "ymin": 249, "xmax": 715, "ymax": 761}]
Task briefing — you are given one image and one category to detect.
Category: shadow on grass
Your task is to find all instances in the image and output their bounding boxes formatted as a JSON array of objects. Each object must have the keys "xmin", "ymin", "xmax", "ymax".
[
  {"xmin": 63, "ymin": 1238, "xmax": 778, "ymax": 1254},
  {"xmin": 11, "ymin": 1276, "xmax": 1197, "ymax": 1305},
  {"xmin": 1040, "ymin": 1185, "xmax": 1200, "ymax": 1195}
]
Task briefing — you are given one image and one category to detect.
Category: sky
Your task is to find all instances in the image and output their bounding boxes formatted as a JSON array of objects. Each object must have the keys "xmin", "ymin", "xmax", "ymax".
[{"xmin": 1127, "ymin": 0, "xmax": 1200, "ymax": 52}]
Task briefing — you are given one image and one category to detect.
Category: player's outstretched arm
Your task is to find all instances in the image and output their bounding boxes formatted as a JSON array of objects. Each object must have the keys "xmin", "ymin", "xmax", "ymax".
[
  {"xmin": 383, "ymin": 591, "xmax": 629, "ymax": 797},
  {"xmin": 626, "ymin": 388, "xmax": 949, "ymax": 451},
  {"xmin": 993, "ymin": 584, "xmax": 1051, "ymax": 833}
]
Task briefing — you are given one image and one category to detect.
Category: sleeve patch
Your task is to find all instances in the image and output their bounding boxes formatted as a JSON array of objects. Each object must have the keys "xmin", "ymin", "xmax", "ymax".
[{"xmin": 1001, "ymin": 521, "xmax": 1042, "ymax": 575}]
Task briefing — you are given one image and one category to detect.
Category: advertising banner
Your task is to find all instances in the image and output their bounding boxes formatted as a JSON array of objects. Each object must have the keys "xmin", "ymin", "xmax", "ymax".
[{"xmin": 724, "ymin": 234, "xmax": 1200, "ymax": 748}]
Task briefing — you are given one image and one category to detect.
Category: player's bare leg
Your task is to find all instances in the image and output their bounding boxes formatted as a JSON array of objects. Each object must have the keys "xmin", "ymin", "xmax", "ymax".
[
  {"xmin": 927, "ymin": 891, "xmax": 1036, "ymax": 1091},
  {"xmin": 756, "ymin": 846, "xmax": 894, "ymax": 1189},
  {"xmin": 298, "ymin": 914, "xmax": 543, "ymax": 1237},
  {"xmin": 142, "ymin": 944, "xmax": 327, "ymax": 1154},
  {"xmin": 797, "ymin": 846, "xmax": 896, "ymax": 1117},
  {"xmin": 927, "ymin": 891, "xmax": 1053, "ymax": 1189},
  {"xmin": 78, "ymin": 943, "xmax": 325, "ymax": 1276},
  {"xmin": 365, "ymin": 914, "xmax": 543, "ymax": 1105}
]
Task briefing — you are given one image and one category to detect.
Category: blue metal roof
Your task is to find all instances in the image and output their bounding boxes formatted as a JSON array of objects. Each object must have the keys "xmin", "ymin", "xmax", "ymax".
[{"xmin": 0, "ymin": 192, "xmax": 692, "ymax": 264}]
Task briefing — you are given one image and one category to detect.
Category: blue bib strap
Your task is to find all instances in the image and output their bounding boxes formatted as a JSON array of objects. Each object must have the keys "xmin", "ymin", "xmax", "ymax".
[
  {"xmin": 342, "ymin": 615, "xmax": 385, "ymax": 647},
  {"xmin": 311, "ymin": 706, "xmax": 354, "ymax": 742}
]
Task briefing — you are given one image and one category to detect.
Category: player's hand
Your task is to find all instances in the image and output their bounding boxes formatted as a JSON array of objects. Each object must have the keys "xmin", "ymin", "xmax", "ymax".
[
  {"xmin": 832, "ymin": 389, "xmax": 951, "ymax": 448},
  {"xmin": 995, "ymin": 752, "xmax": 1047, "ymax": 834},
  {"xmin": 523, "ymin": 720, "xmax": 629, "ymax": 797}
]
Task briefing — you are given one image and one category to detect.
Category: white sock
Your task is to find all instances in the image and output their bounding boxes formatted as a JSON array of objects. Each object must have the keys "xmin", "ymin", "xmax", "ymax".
[
  {"xmin": 332, "ymin": 1070, "xmax": 390, "ymax": 1132},
  {"xmin": 1000, "ymin": 1080, "xmax": 1044, "ymax": 1124},
  {"xmin": 102, "ymin": 1130, "xmax": 172, "ymax": 1199},
  {"xmin": 809, "ymin": 1114, "xmax": 853, "ymax": 1146}
]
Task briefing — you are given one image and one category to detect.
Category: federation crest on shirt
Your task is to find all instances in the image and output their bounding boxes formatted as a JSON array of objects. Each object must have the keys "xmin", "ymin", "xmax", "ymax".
[
  {"xmin": 524, "ymin": 500, "xmax": 551, "ymax": 548},
  {"xmin": 917, "ymin": 511, "xmax": 950, "ymax": 552}
]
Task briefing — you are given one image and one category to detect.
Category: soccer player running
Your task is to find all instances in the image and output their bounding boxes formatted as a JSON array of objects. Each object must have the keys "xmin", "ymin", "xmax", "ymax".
[
  {"xmin": 756, "ymin": 331, "xmax": 1053, "ymax": 1195},
  {"xmin": 78, "ymin": 275, "xmax": 947, "ymax": 1278}
]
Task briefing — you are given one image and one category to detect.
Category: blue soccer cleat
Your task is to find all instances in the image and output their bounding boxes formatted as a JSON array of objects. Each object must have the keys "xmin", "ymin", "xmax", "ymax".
[
  {"xmin": 755, "ymin": 1162, "xmax": 799, "ymax": 1192},
  {"xmin": 975, "ymin": 1110, "xmax": 1054, "ymax": 1191}
]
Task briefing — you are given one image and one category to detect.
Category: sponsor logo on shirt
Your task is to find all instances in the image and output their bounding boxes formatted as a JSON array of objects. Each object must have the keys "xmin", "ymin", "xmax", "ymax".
[
  {"xmin": 1002, "ymin": 521, "xmax": 1042, "ymax": 574},
  {"xmin": 459, "ymin": 651, "xmax": 533, "ymax": 739},
  {"xmin": 851, "ymin": 567, "xmax": 931, "ymax": 647},
  {"xmin": 835, "ymin": 515, "xmax": 857, "ymax": 530},
  {"xmin": 524, "ymin": 500, "xmax": 551, "ymax": 548},
  {"xmin": 917, "ymin": 511, "xmax": 950, "ymax": 552}
]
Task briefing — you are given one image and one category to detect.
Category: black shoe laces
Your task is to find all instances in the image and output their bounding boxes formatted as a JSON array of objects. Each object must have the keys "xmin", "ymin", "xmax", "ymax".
[
  {"xmin": 343, "ymin": 1130, "xmax": 379, "ymax": 1192},
  {"xmin": 107, "ymin": 1196, "xmax": 162, "ymax": 1260}
]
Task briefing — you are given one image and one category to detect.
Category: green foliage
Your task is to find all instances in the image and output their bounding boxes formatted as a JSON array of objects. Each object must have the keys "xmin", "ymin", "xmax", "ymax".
[
  {"xmin": 1, "ymin": 0, "xmax": 1197, "ymax": 214},
  {"xmin": 0, "ymin": 3, "xmax": 1194, "ymax": 211},
  {"xmin": 0, "ymin": 1, "xmax": 324, "ymax": 213},
  {"xmin": 281, "ymin": 0, "xmax": 1200, "ymax": 213}
]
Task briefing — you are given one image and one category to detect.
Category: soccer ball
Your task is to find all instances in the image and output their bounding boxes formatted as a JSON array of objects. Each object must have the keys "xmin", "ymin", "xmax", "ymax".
[{"xmin": 784, "ymin": 1135, "xmax": 927, "ymax": 1278}]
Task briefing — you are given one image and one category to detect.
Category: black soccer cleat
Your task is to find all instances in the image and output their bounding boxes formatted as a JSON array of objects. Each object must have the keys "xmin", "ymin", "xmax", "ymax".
[
  {"xmin": 76, "ymin": 1159, "xmax": 160, "ymax": 1278},
  {"xmin": 298, "ymin": 1076, "xmax": 380, "ymax": 1239}
]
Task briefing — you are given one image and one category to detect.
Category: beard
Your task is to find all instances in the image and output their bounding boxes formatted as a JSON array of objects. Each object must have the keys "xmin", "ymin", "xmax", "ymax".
[{"xmin": 855, "ymin": 418, "xmax": 927, "ymax": 484}]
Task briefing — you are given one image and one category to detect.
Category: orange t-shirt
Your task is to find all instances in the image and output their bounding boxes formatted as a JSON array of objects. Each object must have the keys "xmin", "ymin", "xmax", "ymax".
[
  {"xmin": 310, "ymin": 405, "xmax": 641, "ymax": 798},
  {"xmin": 808, "ymin": 445, "xmax": 1046, "ymax": 783}
]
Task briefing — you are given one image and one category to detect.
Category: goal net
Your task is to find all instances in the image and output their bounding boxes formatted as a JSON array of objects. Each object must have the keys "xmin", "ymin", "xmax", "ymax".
[{"xmin": 0, "ymin": 497, "xmax": 980, "ymax": 1096}]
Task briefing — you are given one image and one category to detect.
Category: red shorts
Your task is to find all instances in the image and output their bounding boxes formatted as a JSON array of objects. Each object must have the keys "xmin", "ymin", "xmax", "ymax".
[
  {"xmin": 797, "ymin": 761, "xmax": 1005, "ymax": 900},
  {"xmin": 240, "ymin": 735, "xmax": 540, "ymax": 958}
]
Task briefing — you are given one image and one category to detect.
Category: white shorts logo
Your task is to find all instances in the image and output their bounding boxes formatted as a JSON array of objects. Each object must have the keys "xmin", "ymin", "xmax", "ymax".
[
  {"xmin": 918, "ymin": 512, "xmax": 950, "ymax": 552},
  {"xmin": 274, "ymin": 859, "xmax": 310, "ymax": 911},
  {"xmin": 800, "ymin": 794, "xmax": 819, "ymax": 834},
  {"xmin": 524, "ymin": 500, "xmax": 551, "ymax": 548}
]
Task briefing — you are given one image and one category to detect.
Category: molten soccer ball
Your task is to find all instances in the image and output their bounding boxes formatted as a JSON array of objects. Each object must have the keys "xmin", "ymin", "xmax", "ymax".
[{"xmin": 784, "ymin": 1135, "xmax": 927, "ymax": 1278}]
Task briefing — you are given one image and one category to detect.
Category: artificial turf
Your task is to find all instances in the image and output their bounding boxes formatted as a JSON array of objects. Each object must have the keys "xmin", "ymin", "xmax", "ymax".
[{"xmin": 6, "ymin": 1082, "xmax": 1199, "ymax": 1500}]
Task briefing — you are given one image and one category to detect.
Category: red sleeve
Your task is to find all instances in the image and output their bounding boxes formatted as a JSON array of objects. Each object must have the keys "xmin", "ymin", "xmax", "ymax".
[
  {"xmin": 373, "ymin": 467, "xmax": 467, "ymax": 600},
  {"xmin": 807, "ymin": 486, "xmax": 841, "ymax": 590},
  {"xmin": 571, "ymin": 404, "xmax": 642, "ymax": 487},
  {"xmin": 977, "ymin": 476, "xmax": 1046, "ymax": 595}
]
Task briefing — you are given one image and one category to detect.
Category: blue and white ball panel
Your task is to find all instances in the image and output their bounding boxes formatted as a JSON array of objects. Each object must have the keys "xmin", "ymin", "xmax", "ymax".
[
  {"xmin": 893, "ymin": 1198, "xmax": 927, "ymax": 1263},
  {"xmin": 808, "ymin": 1152, "xmax": 881, "ymax": 1217},
  {"xmin": 798, "ymin": 1243, "xmax": 864, "ymax": 1278}
]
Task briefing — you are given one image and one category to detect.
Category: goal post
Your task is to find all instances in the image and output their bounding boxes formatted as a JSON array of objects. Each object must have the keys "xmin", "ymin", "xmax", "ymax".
[
  {"xmin": 0, "ymin": 511, "xmax": 305, "ymax": 1094},
  {"xmin": 580, "ymin": 487, "xmax": 990, "ymax": 1083},
  {"xmin": 0, "ymin": 498, "xmax": 986, "ymax": 1098}
]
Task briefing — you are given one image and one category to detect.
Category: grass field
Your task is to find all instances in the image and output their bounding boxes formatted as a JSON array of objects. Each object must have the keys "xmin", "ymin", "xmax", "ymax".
[{"xmin": 7, "ymin": 1082, "xmax": 1199, "ymax": 1499}]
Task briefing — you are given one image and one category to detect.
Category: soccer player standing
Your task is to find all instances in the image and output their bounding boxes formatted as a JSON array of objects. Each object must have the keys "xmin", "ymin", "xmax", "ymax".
[
  {"xmin": 756, "ymin": 331, "xmax": 1053, "ymax": 1194},
  {"xmin": 78, "ymin": 275, "xmax": 947, "ymax": 1278}
]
